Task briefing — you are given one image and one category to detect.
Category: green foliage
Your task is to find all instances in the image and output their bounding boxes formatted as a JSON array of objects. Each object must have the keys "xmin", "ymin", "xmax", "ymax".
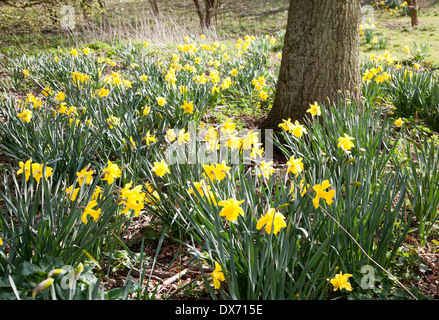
[
  {"xmin": 0, "ymin": 17, "xmax": 438, "ymax": 300},
  {"xmin": 384, "ymin": 68, "xmax": 439, "ymax": 131},
  {"xmin": 402, "ymin": 138, "xmax": 439, "ymax": 246}
]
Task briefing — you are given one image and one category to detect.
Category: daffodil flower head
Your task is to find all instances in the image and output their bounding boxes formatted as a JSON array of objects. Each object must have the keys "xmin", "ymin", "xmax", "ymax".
[
  {"xmin": 66, "ymin": 185, "xmax": 80, "ymax": 201},
  {"xmin": 17, "ymin": 109, "xmax": 33, "ymax": 123},
  {"xmin": 156, "ymin": 96, "xmax": 166, "ymax": 106},
  {"xmin": 256, "ymin": 208, "xmax": 287, "ymax": 235},
  {"xmin": 119, "ymin": 182, "xmax": 145, "ymax": 216},
  {"xmin": 337, "ymin": 133, "xmax": 355, "ymax": 151},
  {"xmin": 178, "ymin": 128, "xmax": 190, "ymax": 146},
  {"xmin": 307, "ymin": 101, "xmax": 321, "ymax": 117},
  {"xmin": 152, "ymin": 160, "xmax": 170, "ymax": 177},
  {"xmin": 257, "ymin": 160, "xmax": 276, "ymax": 179},
  {"xmin": 312, "ymin": 180, "xmax": 335, "ymax": 209},
  {"xmin": 211, "ymin": 261, "xmax": 225, "ymax": 289},
  {"xmin": 221, "ymin": 118, "xmax": 236, "ymax": 135},
  {"xmin": 202, "ymin": 163, "xmax": 217, "ymax": 181},
  {"xmin": 394, "ymin": 117, "xmax": 404, "ymax": 127},
  {"xmin": 17, "ymin": 159, "xmax": 33, "ymax": 181},
  {"xmin": 81, "ymin": 200, "xmax": 102, "ymax": 223},
  {"xmin": 291, "ymin": 120, "xmax": 307, "ymax": 138},
  {"xmin": 181, "ymin": 100, "xmax": 194, "ymax": 114},
  {"xmin": 76, "ymin": 166, "xmax": 93, "ymax": 186},
  {"xmin": 330, "ymin": 272, "xmax": 353, "ymax": 292},
  {"xmin": 287, "ymin": 155, "xmax": 304, "ymax": 176},
  {"xmin": 278, "ymin": 118, "xmax": 293, "ymax": 132},
  {"xmin": 188, "ymin": 180, "xmax": 209, "ymax": 198},
  {"xmin": 212, "ymin": 161, "xmax": 231, "ymax": 181},
  {"xmin": 218, "ymin": 198, "xmax": 245, "ymax": 222},
  {"xmin": 144, "ymin": 131, "xmax": 157, "ymax": 146},
  {"xmin": 101, "ymin": 160, "xmax": 121, "ymax": 184}
]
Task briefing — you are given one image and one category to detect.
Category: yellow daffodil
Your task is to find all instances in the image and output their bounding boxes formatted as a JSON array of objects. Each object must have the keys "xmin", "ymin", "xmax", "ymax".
[
  {"xmin": 101, "ymin": 160, "xmax": 121, "ymax": 184},
  {"xmin": 188, "ymin": 180, "xmax": 210, "ymax": 198},
  {"xmin": 213, "ymin": 162, "xmax": 231, "ymax": 181},
  {"xmin": 156, "ymin": 96, "xmax": 166, "ymax": 106},
  {"xmin": 92, "ymin": 186, "xmax": 102, "ymax": 201},
  {"xmin": 55, "ymin": 92, "xmax": 66, "ymax": 102},
  {"xmin": 143, "ymin": 105, "xmax": 151, "ymax": 116},
  {"xmin": 394, "ymin": 117, "xmax": 404, "ymax": 127},
  {"xmin": 42, "ymin": 87, "xmax": 52, "ymax": 97},
  {"xmin": 287, "ymin": 155, "xmax": 304, "ymax": 176},
  {"xmin": 32, "ymin": 163, "xmax": 53, "ymax": 184},
  {"xmin": 66, "ymin": 185, "xmax": 80, "ymax": 201},
  {"xmin": 221, "ymin": 118, "xmax": 236, "ymax": 135},
  {"xmin": 226, "ymin": 134, "xmax": 241, "ymax": 151},
  {"xmin": 257, "ymin": 160, "xmax": 276, "ymax": 179},
  {"xmin": 17, "ymin": 159, "xmax": 33, "ymax": 181},
  {"xmin": 330, "ymin": 272, "xmax": 353, "ymax": 291},
  {"xmin": 97, "ymin": 87, "xmax": 110, "ymax": 98},
  {"xmin": 312, "ymin": 180, "xmax": 335, "ymax": 209},
  {"xmin": 256, "ymin": 208, "xmax": 287, "ymax": 235},
  {"xmin": 181, "ymin": 100, "xmax": 194, "ymax": 114},
  {"xmin": 107, "ymin": 116, "xmax": 120, "ymax": 129},
  {"xmin": 17, "ymin": 109, "xmax": 32, "ymax": 123},
  {"xmin": 202, "ymin": 162, "xmax": 230, "ymax": 182},
  {"xmin": 307, "ymin": 102, "xmax": 321, "ymax": 117},
  {"xmin": 259, "ymin": 90, "xmax": 269, "ymax": 100},
  {"xmin": 218, "ymin": 198, "xmax": 245, "ymax": 222},
  {"xmin": 278, "ymin": 118, "xmax": 293, "ymax": 132},
  {"xmin": 144, "ymin": 131, "xmax": 157, "ymax": 146},
  {"xmin": 289, "ymin": 179, "xmax": 309, "ymax": 199},
  {"xmin": 374, "ymin": 72, "xmax": 391, "ymax": 83},
  {"xmin": 338, "ymin": 134, "xmax": 355, "ymax": 151},
  {"xmin": 178, "ymin": 129, "xmax": 190, "ymax": 146},
  {"xmin": 290, "ymin": 120, "xmax": 307, "ymax": 138},
  {"xmin": 119, "ymin": 182, "xmax": 145, "ymax": 216},
  {"xmin": 152, "ymin": 160, "xmax": 170, "ymax": 177},
  {"xmin": 230, "ymin": 69, "xmax": 239, "ymax": 77},
  {"xmin": 81, "ymin": 200, "xmax": 102, "ymax": 224},
  {"xmin": 76, "ymin": 166, "xmax": 93, "ymax": 186},
  {"xmin": 211, "ymin": 262, "xmax": 225, "ymax": 289},
  {"xmin": 221, "ymin": 77, "xmax": 232, "ymax": 89},
  {"xmin": 167, "ymin": 129, "xmax": 176, "ymax": 142},
  {"xmin": 58, "ymin": 103, "xmax": 68, "ymax": 114}
]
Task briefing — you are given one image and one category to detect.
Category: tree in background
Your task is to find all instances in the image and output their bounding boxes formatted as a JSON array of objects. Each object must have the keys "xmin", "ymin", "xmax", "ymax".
[
  {"xmin": 148, "ymin": 0, "xmax": 159, "ymax": 18},
  {"xmin": 0, "ymin": 0, "xmax": 108, "ymax": 28},
  {"xmin": 406, "ymin": 0, "xmax": 419, "ymax": 26},
  {"xmin": 193, "ymin": 0, "xmax": 219, "ymax": 29},
  {"xmin": 260, "ymin": 0, "xmax": 361, "ymax": 130}
]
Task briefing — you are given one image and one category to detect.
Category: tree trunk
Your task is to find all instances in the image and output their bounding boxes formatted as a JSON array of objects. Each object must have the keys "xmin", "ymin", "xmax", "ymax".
[
  {"xmin": 148, "ymin": 0, "xmax": 159, "ymax": 18},
  {"xmin": 193, "ymin": 0, "xmax": 216, "ymax": 29},
  {"xmin": 193, "ymin": 0, "xmax": 205, "ymax": 28},
  {"xmin": 260, "ymin": 0, "xmax": 361, "ymax": 130},
  {"xmin": 204, "ymin": 0, "xmax": 215, "ymax": 28},
  {"xmin": 406, "ymin": 0, "xmax": 419, "ymax": 26},
  {"xmin": 97, "ymin": 0, "xmax": 109, "ymax": 30}
]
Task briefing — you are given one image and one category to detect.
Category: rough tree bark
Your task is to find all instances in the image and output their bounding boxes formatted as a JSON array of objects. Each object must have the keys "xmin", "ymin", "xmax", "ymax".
[
  {"xmin": 148, "ymin": 0, "xmax": 159, "ymax": 18},
  {"xmin": 406, "ymin": 0, "xmax": 419, "ymax": 26},
  {"xmin": 260, "ymin": 0, "xmax": 361, "ymax": 130},
  {"xmin": 193, "ymin": 0, "xmax": 216, "ymax": 29}
]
